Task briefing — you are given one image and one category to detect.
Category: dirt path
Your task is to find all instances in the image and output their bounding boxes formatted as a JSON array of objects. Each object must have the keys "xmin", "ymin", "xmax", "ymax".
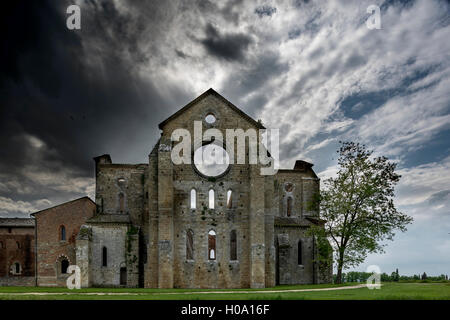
[{"xmin": 0, "ymin": 284, "xmax": 369, "ymax": 296}]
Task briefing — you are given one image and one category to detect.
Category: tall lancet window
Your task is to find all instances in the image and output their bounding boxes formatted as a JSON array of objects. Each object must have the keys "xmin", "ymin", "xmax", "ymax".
[
  {"xmin": 209, "ymin": 189, "xmax": 214, "ymax": 209},
  {"xmin": 287, "ymin": 197, "xmax": 293, "ymax": 217},
  {"xmin": 226, "ymin": 190, "xmax": 232, "ymax": 209},
  {"xmin": 230, "ymin": 230, "xmax": 237, "ymax": 261},
  {"xmin": 186, "ymin": 229, "xmax": 194, "ymax": 260},
  {"xmin": 298, "ymin": 240, "xmax": 303, "ymax": 265},
  {"xmin": 190, "ymin": 189, "xmax": 196, "ymax": 209},
  {"xmin": 208, "ymin": 230, "xmax": 216, "ymax": 260},
  {"xmin": 102, "ymin": 247, "xmax": 108, "ymax": 267},
  {"xmin": 119, "ymin": 193, "xmax": 125, "ymax": 213}
]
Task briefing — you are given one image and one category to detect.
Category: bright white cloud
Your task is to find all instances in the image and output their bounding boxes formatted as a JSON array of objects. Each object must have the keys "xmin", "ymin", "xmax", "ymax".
[{"xmin": 0, "ymin": 196, "xmax": 52, "ymax": 216}]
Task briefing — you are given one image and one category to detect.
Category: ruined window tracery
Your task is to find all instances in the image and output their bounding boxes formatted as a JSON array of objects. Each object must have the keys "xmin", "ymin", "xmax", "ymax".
[
  {"xmin": 230, "ymin": 230, "xmax": 237, "ymax": 261},
  {"xmin": 190, "ymin": 189, "xmax": 196, "ymax": 209},
  {"xmin": 208, "ymin": 230, "xmax": 216, "ymax": 260},
  {"xmin": 186, "ymin": 229, "xmax": 194, "ymax": 260}
]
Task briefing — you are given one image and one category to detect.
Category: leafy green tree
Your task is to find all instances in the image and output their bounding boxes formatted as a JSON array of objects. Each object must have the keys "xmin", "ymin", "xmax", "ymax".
[
  {"xmin": 380, "ymin": 272, "xmax": 391, "ymax": 282},
  {"xmin": 313, "ymin": 142, "xmax": 413, "ymax": 284}
]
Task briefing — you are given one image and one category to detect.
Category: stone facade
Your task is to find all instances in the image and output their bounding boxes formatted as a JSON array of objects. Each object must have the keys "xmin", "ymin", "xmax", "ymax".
[
  {"xmin": 80, "ymin": 88, "xmax": 332, "ymax": 288},
  {"xmin": 0, "ymin": 218, "xmax": 35, "ymax": 286},
  {"xmin": 0, "ymin": 89, "xmax": 332, "ymax": 288}
]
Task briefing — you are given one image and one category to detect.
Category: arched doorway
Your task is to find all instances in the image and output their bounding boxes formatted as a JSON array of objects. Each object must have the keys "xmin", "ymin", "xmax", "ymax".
[{"xmin": 120, "ymin": 267, "xmax": 127, "ymax": 286}]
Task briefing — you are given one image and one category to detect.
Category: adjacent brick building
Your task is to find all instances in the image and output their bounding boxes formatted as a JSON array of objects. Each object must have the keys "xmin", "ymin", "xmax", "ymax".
[
  {"xmin": 31, "ymin": 197, "xmax": 95, "ymax": 286},
  {"xmin": 0, "ymin": 218, "xmax": 35, "ymax": 286}
]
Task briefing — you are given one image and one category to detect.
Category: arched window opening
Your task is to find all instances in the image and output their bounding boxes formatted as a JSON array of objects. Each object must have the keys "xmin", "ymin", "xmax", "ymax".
[
  {"xmin": 298, "ymin": 240, "xmax": 303, "ymax": 265},
  {"xmin": 119, "ymin": 193, "xmax": 125, "ymax": 213},
  {"xmin": 190, "ymin": 189, "xmax": 196, "ymax": 209},
  {"xmin": 208, "ymin": 230, "xmax": 216, "ymax": 260},
  {"xmin": 16, "ymin": 241, "xmax": 21, "ymax": 249},
  {"xmin": 227, "ymin": 190, "xmax": 232, "ymax": 209},
  {"xmin": 15, "ymin": 262, "xmax": 20, "ymax": 274},
  {"xmin": 102, "ymin": 247, "xmax": 108, "ymax": 267},
  {"xmin": 230, "ymin": 230, "xmax": 237, "ymax": 261},
  {"xmin": 60, "ymin": 225, "xmax": 66, "ymax": 241},
  {"xmin": 287, "ymin": 197, "xmax": 293, "ymax": 217},
  {"xmin": 209, "ymin": 189, "xmax": 215, "ymax": 209},
  {"xmin": 61, "ymin": 259, "xmax": 69, "ymax": 274},
  {"xmin": 186, "ymin": 229, "xmax": 194, "ymax": 260}
]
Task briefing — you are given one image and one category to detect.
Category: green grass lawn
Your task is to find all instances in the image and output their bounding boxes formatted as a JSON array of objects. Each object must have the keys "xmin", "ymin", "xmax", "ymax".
[{"xmin": 0, "ymin": 282, "xmax": 448, "ymax": 300}]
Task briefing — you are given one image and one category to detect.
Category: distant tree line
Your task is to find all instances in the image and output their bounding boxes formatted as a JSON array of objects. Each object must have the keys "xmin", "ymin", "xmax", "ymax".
[{"xmin": 334, "ymin": 269, "xmax": 449, "ymax": 283}]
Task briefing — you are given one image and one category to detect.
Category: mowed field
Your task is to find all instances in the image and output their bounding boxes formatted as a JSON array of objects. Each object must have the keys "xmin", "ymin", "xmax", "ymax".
[{"xmin": 0, "ymin": 282, "xmax": 449, "ymax": 300}]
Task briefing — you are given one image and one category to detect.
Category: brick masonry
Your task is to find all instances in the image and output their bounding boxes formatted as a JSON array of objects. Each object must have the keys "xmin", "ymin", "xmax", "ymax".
[
  {"xmin": 33, "ymin": 197, "xmax": 95, "ymax": 287},
  {"xmin": 0, "ymin": 219, "xmax": 35, "ymax": 286}
]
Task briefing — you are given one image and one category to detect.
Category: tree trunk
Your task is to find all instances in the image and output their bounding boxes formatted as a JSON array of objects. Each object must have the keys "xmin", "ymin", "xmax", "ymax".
[{"xmin": 335, "ymin": 251, "xmax": 345, "ymax": 284}]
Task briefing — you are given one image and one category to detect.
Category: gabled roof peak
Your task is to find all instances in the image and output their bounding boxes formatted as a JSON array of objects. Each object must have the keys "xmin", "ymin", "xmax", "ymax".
[{"xmin": 158, "ymin": 88, "xmax": 265, "ymax": 130}]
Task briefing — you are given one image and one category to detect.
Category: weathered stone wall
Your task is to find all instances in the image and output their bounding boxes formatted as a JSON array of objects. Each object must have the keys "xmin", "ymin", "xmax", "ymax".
[
  {"xmin": 0, "ymin": 225, "xmax": 35, "ymax": 284},
  {"xmin": 275, "ymin": 170, "xmax": 319, "ymax": 218},
  {"xmin": 145, "ymin": 144, "xmax": 159, "ymax": 287},
  {"xmin": 76, "ymin": 225, "xmax": 92, "ymax": 288},
  {"xmin": 273, "ymin": 167, "xmax": 325, "ymax": 285},
  {"xmin": 94, "ymin": 163, "xmax": 147, "ymax": 225},
  {"xmin": 274, "ymin": 227, "xmax": 315, "ymax": 285},
  {"xmin": 87, "ymin": 90, "xmax": 332, "ymax": 288},
  {"xmin": 0, "ymin": 276, "xmax": 35, "ymax": 286},
  {"xmin": 34, "ymin": 197, "xmax": 95, "ymax": 286},
  {"xmin": 156, "ymin": 93, "xmax": 266, "ymax": 289},
  {"xmin": 88, "ymin": 223, "xmax": 139, "ymax": 287}
]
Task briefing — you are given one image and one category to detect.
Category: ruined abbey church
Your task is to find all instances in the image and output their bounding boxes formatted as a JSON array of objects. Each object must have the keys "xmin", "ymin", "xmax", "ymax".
[{"xmin": 0, "ymin": 89, "xmax": 332, "ymax": 288}]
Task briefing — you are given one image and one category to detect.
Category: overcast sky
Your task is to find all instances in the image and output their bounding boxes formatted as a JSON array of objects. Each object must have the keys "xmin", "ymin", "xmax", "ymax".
[{"xmin": 1, "ymin": 0, "xmax": 449, "ymax": 276}]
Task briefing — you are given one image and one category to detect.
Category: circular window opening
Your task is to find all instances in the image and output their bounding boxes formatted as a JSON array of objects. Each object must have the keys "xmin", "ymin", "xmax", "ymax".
[
  {"xmin": 205, "ymin": 114, "xmax": 216, "ymax": 124},
  {"xmin": 193, "ymin": 144, "xmax": 230, "ymax": 177}
]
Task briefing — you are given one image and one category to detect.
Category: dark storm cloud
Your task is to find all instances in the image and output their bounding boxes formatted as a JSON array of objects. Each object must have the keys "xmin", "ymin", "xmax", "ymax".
[
  {"xmin": 200, "ymin": 23, "xmax": 252, "ymax": 62},
  {"xmin": 0, "ymin": 0, "xmax": 189, "ymax": 210},
  {"xmin": 254, "ymin": 5, "xmax": 277, "ymax": 18},
  {"xmin": 221, "ymin": 51, "xmax": 288, "ymax": 116},
  {"xmin": 427, "ymin": 190, "xmax": 450, "ymax": 206}
]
